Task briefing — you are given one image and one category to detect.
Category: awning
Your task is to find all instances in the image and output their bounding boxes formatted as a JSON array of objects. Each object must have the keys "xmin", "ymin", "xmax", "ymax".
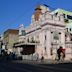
[{"xmin": 13, "ymin": 42, "xmax": 38, "ymax": 47}]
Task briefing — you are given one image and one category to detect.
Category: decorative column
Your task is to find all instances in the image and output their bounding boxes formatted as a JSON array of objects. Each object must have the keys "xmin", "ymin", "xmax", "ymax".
[
  {"xmin": 38, "ymin": 30, "xmax": 45, "ymax": 58},
  {"xmin": 46, "ymin": 30, "xmax": 52, "ymax": 59},
  {"xmin": 59, "ymin": 32, "xmax": 61, "ymax": 46},
  {"xmin": 60, "ymin": 31, "xmax": 65, "ymax": 48}
]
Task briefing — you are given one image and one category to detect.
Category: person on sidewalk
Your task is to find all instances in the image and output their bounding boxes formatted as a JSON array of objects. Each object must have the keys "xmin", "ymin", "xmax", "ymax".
[
  {"xmin": 57, "ymin": 46, "xmax": 62, "ymax": 61},
  {"xmin": 41, "ymin": 56, "xmax": 44, "ymax": 62},
  {"xmin": 57, "ymin": 46, "xmax": 65, "ymax": 61}
]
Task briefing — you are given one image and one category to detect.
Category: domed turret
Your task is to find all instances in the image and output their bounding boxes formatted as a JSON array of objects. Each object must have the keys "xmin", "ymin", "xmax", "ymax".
[
  {"xmin": 34, "ymin": 5, "xmax": 42, "ymax": 21},
  {"xmin": 33, "ymin": 4, "xmax": 50, "ymax": 21},
  {"xmin": 19, "ymin": 24, "xmax": 25, "ymax": 36}
]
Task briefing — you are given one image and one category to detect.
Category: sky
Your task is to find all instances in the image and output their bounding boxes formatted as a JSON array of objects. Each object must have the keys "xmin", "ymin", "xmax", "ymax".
[{"xmin": 0, "ymin": 0, "xmax": 72, "ymax": 34}]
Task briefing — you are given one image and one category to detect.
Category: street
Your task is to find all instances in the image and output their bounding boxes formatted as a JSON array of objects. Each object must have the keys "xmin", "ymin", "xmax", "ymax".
[{"xmin": 0, "ymin": 60, "xmax": 72, "ymax": 72}]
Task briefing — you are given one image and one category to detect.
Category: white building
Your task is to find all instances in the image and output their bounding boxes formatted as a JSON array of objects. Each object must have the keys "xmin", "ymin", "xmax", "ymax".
[{"xmin": 14, "ymin": 4, "xmax": 72, "ymax": 60}]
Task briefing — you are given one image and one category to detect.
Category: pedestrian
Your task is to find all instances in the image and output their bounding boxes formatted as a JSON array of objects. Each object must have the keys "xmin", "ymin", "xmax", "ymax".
[
  {"xmin": 57, "ymin": 46, "xmax": 63, "ymax": 61},
  {"xmin": 41, "ymin": 56, "xmax": 44, "ymax": 61},
  {"xmin": 57, "ymin": 48, "xmax": 60, "ymax": 61},
  {"xmin": 61, "ymin": 48, "xmax": 65, "ymax": 61}
]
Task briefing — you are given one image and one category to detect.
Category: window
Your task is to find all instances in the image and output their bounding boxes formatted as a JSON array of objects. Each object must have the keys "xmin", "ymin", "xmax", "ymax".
[
  {"xmin": 59, "ymin": 16, "xmax": 60, "ymax": 21},
  {"xmin": 53, "ymin": 32, "xmax": 59, "ymax": 40},
  {"xmin": 70, "ymin": 33, "xmax": 72, "ymax": 41},
  {"xmin": 67, "ymin": 15, "xmax": 72, "ymax": 20},
  {"xmin": 21, "ymin": 30, "xmax": 26, "ymax": 36},
  {"xmin": 44, "ymin": 46, "xmax": 47, "ymax": 54},
  {"xmin": 70, "ymin": 33, "xmax": 72, "ymax": 36},
  {"xmin": 27, "ymin": 38, "xmax": 29, "ymax": 42},
  {"xmin": 45, "ymin": 35, "xmax": 46, "ymax": 40},
  {"xmin": 30, "ymin": 37, "xmax": 35, "ymax": 43},
  {"xmin": 70, "ymin": 28, "xmax": 71, "ymax": 31},
  {"xmin": 65, "ymin": 34, "xmax": 66, "ymax": 37},
  {"xmin": 64, "ymin": 19, "xmax": 69, "ymax": 23},
  {"xmin": 51, "ymin": 32, "xmax": 53, "ymax": 34},
  {"xmin": 52, "ymin": 15, "xmax": 53, "ymax": 19},
  {"xmin": 71, "ymin": 38, "xmax": 72, "ymax": 41},
  {"xmin": 63, "ymin": 14, "xmax": 65, "ymax": 18},
  {"xmin": 66, "ymin": 28, "xmax": 68, "ymax": 32},
  {"xmin": 59, "ymin": 32, "xmax": 61, "ymax": 35},
  {"xmin": 45, "ymin": 46, "xmax": 46, "ymax": 51},
  {"xmin": 55, "ymin": 12, "xmax": 58, "ymax": 16}
]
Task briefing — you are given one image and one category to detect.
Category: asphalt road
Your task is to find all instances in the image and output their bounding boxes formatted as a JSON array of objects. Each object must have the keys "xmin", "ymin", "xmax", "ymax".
[{"xmin": 0, "ymin": 61, "xmax": 72, "ymax": 72}]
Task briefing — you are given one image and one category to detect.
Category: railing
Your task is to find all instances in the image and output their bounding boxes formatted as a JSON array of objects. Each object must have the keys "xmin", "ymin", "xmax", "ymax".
[{"xmin": 22, "ymin": 53, "xmax": 38, "ymax": 60}]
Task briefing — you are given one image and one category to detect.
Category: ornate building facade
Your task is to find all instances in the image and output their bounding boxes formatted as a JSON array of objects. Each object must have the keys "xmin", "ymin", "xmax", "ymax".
[{"xmin": 14, "ymin": 4, "xmax": 72, "ymax": 60}]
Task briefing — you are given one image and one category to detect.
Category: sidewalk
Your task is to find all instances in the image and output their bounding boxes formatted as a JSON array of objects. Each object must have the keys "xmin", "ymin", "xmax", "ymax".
[{"xmin": 12, "ymin": 59, "xmax": 72, "ymax": 64}]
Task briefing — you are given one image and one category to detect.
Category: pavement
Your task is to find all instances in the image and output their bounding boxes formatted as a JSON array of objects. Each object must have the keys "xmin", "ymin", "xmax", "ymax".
[{"xmin": 13, "ymin": 59, "xmax": 72, "ymax": 64}]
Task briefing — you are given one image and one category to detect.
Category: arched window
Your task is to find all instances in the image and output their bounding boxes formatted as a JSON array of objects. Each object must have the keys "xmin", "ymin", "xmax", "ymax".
[
  {"xmin": 21, "ymin": 30, "xmax": 26, "ymax": 36},
  {"xmin": 45, "ymin": 35, "xmax": 46, "ymax": 40},
  {"xmin": 53, "ymin": 31, "xmax": 59, "ymax": 40},
  {"xmin": 70, "ymin": 28, "xmax": 71, "ymax": 32},
  {"xmin": 66, "ymin": 28, "xmax": 68, "ymax": 32}
]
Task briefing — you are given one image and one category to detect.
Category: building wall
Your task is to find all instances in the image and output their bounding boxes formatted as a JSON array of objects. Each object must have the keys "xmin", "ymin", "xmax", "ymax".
[
  {"xmin": 8, "ymin": 33, "xmax": 18, "ymax": 48},
  {"xmin": 23, "ymin": 5, "xmax": 65, "ymax": 60},
  {"xmin": 17, "ymin": 5, "xmax": 72, "ymax": 60},
  {"xmin": 3, "ymin": 29, "xmax": 19, "ymax": 53},
  {"xmin": 51, "ymin": 8, "xmax": 72, "ymax": 23}
]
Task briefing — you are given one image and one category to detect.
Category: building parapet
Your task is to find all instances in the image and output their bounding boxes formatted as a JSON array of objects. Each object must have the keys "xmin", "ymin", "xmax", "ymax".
[
  {"xmin": 31, "ymin": 12, "xmax": 65, "ymax": 28},
  {"xmin": 40, "ymin": 12, "xmax": 65, "ymax": 26}
]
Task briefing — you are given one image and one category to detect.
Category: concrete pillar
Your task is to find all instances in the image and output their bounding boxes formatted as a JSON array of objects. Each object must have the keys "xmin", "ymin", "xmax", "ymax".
[
  {"xmin": 46, "ymin": 30, "xmax": 52, "ymax": 59},
  {"xmin": 16, "ymin": 47, "xmax": 21, "ymax": 55},
  {"xmin": 60, "ymin": 31, "xmax": 65, "ymax": 48},
  {"xmin": 39, "ymin": 30, "xmax": 45, "ymax": 58}
]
